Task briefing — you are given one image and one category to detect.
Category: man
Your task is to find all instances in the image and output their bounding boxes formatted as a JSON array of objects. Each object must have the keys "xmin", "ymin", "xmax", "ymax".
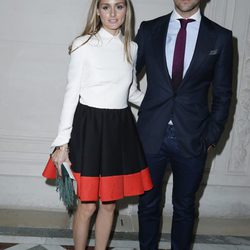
[{"xmin": 135, "ymin": 0, "xmax": 233, "ymax": 249}]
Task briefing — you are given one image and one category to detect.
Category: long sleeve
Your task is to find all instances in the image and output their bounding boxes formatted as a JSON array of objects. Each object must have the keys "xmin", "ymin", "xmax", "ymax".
[
  {"xmin": 135, "ymin": 22, "xmax": 146, "ymax": 76},
  {"xmin": 128, "ymin": 43, "xmax": 144, "ymax": 107},
  {"xmin": 51, "ymin": 38, "xmax": 86, "ymax": 147},
  {"xmin": 205, "ymin": 30, "xmax": 233, "ymax": 146}
]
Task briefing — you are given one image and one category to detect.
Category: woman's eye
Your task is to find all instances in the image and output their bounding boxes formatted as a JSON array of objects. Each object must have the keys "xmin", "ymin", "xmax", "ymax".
[
  {"xmin": 102, "ymin": 6, "xmax": 109, "ymax": 10},
  {"xmin": 117, "ymin": 4, "xmax": 125, "ymax": 10}
]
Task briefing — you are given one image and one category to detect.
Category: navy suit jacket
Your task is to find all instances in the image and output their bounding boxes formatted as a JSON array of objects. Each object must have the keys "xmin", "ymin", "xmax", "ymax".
[{"xmin": 135, "ymin": 13, "xmax": 233, "ymax": 157}]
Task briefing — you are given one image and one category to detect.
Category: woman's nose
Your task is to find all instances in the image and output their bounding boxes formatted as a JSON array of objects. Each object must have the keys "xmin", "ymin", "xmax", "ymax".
[{"xmin": 110, "ymin": 8, "xmax": 116, "ymax": 17}]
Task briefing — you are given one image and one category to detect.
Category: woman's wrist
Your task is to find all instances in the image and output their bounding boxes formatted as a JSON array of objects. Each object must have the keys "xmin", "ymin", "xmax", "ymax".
[{"xmin": 55, "ymin": 144, "xmax": 69, "ymax": 153}]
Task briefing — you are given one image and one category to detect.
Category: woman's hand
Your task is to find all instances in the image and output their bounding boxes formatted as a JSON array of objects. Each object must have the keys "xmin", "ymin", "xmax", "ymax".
[{"xmin": 51, "ymin": 144, "xmax": 71, "ymax": 176}]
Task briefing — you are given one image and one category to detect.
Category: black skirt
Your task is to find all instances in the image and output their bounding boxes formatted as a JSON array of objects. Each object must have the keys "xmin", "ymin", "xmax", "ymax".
[{"xmin": 69, "ymin": 103, "xmax": 152, "ymax": 202}]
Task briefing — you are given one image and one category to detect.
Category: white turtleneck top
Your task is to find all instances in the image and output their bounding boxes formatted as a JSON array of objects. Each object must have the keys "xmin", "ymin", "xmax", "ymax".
[{"xmin": 52, "ymin": 28, "xmax": 144, "ymax": 147}]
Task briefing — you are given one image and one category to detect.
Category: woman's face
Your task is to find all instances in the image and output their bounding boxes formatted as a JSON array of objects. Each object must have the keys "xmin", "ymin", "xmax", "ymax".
[{"xmin": 97, "ymin": 0, "xmax": 127, "ymax": 35}]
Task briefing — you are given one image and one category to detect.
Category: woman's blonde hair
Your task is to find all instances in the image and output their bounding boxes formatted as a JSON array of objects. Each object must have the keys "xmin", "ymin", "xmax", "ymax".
[{"xmin": 70, "ymin": 0, "xmax": 133, "ymax": 63}]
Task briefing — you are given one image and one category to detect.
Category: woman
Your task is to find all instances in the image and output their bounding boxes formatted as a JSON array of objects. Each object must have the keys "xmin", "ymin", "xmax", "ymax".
[{"xmin": 51, "ymin": 0, "xmax": 152, "ymax": 249}]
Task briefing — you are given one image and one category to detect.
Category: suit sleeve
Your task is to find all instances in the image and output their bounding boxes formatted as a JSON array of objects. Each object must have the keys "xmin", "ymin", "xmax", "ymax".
[
  {"xmin": 135, "ymin": 22, "xmax": 146, "ymax": 75},
  {"xmin": 128, "ymin": 43, "xmax": 144, "ymax": 107},
  {"xmin": 206, "ymin": 30, "xmax": 233, "ymax": 146}
]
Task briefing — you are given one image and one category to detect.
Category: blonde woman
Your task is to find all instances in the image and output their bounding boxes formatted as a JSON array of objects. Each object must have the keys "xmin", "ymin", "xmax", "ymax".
[{"xmin": 51, "ymin": 0, "xmax": 152, "ymax": 249}]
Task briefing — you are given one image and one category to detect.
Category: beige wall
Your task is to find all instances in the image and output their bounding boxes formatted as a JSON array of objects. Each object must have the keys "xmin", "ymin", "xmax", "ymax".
[{"xmin": 0, "ymin": 0, "xmax": 250, "ymax": 218}]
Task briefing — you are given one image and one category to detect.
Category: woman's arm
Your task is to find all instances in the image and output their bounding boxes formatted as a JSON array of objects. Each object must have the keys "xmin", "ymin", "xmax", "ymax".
[{"xmin": 51, "ymin": 38, "xmax": 86, "ymax": 148}]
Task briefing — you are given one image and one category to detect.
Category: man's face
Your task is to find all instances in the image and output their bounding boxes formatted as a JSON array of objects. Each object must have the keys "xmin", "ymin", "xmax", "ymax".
[{"xmin": 173, "ymin": 0, "xmax": 201, "ymax": 16}]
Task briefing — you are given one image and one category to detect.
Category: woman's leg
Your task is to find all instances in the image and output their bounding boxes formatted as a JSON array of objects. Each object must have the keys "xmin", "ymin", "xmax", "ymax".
[
  {"xmin": 95, "ymin": 202, "xmax": 116, "ymax": 250},
  {"xmin": 73, "ymin": 202, "xmax": 97, "ymax": 250}
]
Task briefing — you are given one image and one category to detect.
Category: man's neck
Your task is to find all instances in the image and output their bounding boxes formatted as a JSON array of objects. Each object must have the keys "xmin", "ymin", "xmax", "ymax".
[{"xmin": 174, "ymin": 7, "xmax": 200, "ymax": 19}]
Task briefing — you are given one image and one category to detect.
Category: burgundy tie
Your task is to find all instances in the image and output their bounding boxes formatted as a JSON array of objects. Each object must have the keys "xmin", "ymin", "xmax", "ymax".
[{"xmin": 172, "ymin": 19, "xmax": 194, "ymax": 90}]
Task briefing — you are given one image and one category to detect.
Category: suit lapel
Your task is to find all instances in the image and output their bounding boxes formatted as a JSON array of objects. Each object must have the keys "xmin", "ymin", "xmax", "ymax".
[
  {"xmin": 179, "ymin": 16, "xmax": 216, "ymax": 89},
  {"xmin": 150, "ymin": 15, "xmax": 216, "ymax": 91},
  {"xmin": 152, "ymin": 14, "xmax": 172, "ymax": 88}
]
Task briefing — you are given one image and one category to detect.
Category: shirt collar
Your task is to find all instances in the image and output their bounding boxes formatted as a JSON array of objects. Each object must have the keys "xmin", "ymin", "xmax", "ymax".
[
  {"xmin": 98, "ymin": 27, "xmax": 124, "ymax": 42},
  {"xmin": 171, "ymin": 9, "xmax": 201, "ymax": 22}
]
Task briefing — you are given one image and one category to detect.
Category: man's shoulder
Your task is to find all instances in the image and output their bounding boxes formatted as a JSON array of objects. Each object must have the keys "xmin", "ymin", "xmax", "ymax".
[
  {"xmin": 140, "ymin": 13, "xmax": 171, "ymax": 30},
  {"xmin": 202, "ymin": 15, "xmax": 232, "ymax": 35}
]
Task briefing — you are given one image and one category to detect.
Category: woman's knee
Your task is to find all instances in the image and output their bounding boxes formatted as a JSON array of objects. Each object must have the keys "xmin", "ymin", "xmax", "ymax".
[
  {"xmin": 77, "ymin": 202, "xmax": 97, "ymax": 218},
  {"xmin": 99, "ymin": 202, "xmax": 116, "ymax": 213}
]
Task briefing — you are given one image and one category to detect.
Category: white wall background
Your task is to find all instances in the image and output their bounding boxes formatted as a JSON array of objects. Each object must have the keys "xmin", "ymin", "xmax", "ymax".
[{"xmin": 0, "ymin": 0, "xmax": 250, "ymax": 218}]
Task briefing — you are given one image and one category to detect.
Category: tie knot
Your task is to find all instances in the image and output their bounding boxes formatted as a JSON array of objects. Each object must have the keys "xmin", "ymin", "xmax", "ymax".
[{"xmin": 179, "ymin": 18, "xmax": 195, "ymax": 29}]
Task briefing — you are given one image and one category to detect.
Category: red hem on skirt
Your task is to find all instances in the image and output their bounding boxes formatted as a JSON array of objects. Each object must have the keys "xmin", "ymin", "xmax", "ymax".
[
  {"xmin": 42, "ymin": 159, "xmax": 153, "ymax": 202},
  {"xmin": 73, "ymin": 168, "xmax": 153, "ymax": 202}
]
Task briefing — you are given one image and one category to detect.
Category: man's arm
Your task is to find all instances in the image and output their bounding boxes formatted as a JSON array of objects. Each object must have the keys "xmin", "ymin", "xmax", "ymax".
[
  {"xmin": 135, "ymin": 22, "xmax": 146, "ymax": 75},
  {"xmin": 206, "ymin": 30, "xmax": 233, "ymax": 147}
]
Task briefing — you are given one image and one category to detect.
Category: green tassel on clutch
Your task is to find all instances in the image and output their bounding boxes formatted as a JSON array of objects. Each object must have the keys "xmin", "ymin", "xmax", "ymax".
[{"xmin": 56, "ymin": 163, "xmax": 77, "ymax": 216}]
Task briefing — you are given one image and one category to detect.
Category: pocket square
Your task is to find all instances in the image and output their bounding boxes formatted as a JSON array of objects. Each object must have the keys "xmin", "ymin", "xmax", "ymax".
[{"xmin": 209, "ymin": 49, "xmax": 218, "ymax": 55}]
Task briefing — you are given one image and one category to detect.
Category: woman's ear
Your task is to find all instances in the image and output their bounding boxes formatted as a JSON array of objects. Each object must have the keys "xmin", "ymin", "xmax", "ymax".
[{"xmin": 97, "ymin": 9, "xmax": 100, "ymax": 16}]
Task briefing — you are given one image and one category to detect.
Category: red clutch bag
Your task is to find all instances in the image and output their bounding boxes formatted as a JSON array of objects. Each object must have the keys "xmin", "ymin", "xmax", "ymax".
[{"xmin": 42, "ymin": 158, "xmax": 57, "ymax": 179}]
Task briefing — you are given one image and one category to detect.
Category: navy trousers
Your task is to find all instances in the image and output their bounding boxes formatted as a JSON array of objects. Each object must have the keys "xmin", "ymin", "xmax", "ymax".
[{"xmin": 138, "ymin": 125, "xmax": 207, "ymax": 250}]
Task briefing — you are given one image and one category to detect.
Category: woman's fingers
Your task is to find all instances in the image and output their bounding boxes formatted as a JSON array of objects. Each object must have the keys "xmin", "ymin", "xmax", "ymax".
[
  {"xmin": 51, "ymin": 149, "xmax": 68, "ymax": 176},
  {"xmin": 52, "ymin": 158, "xmax": 62, "ymax": 176},
  {"xmin": 57, "ymin": 163, "xmax": 62, "ymax": 177},
  {"xmin": 65, "ymin": 158, "xmax": 72, "ymax": 166}
]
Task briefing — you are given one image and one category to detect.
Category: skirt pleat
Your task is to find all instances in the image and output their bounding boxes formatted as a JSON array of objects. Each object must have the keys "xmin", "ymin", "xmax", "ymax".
[{"xmin": 69, "ymin": 103, "xmax": 152, "ymax": 202}]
